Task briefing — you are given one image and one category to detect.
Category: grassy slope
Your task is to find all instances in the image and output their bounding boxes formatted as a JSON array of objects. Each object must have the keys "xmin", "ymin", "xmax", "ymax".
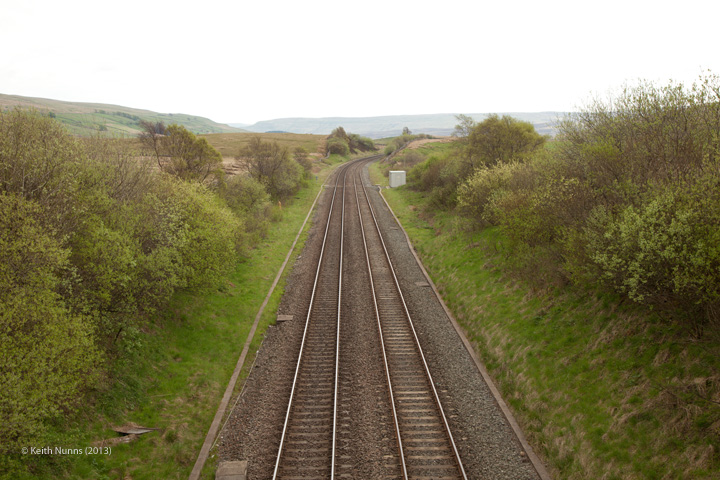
[
  {"xmin": 13, "ymin": 162, "xmax": 338, "ymax": 480},
  {"xmin": 201, "ymin": 132, "xmax": 326, "ymax": 158},
  {"xmin": 368, "ymin": 160, "xmax": 720, "ymax": 480},
  {"xmin": 0, "ymin": 93, "xmax": 243, "ymax": 136},
  {"xmin": 377, "ymin": 140, "xmax": 457, "ymax": 177}
]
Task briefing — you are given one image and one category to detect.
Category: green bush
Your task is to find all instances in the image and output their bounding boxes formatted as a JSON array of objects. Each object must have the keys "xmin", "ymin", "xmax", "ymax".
[
  {"xmin": 168, "ymin": 178, "xmax": 242, "ymax": 290},
  {"xmin": 221, "ymin": 174, "xmax": 271, "ymax": 245},
  {"xmin": 0, "ymin": 193, "xmax": 99, "ymax": 454},
  {"xmin": 556, "ymin": 74, "xmax": 720, "ymax": 193},
  {"xmin": 293, "ymin": 146, "xmax": 313, "ymax": 176},
  {"xmin": 326, "ymin": 127, "xmax": 375, "ymax": 154},
  {"xmin": 464, "ymin": 114, "xmax": 547, "ymax": 169},
  {"xmin": 326, "ymin": 137, "xmax": 350, "ymax": 156},
  {"xmin": 132, "ymin": 175, "xmax": 241, "ymax": 309},
  {"xmin": 455, "ymin": 74, "xmax": 720, "ymax": 323},
  {"xmin": 0, "ymin": 111, "xmax": 252, "ymax": 463},
  {"xmin": 408, "ymin": 115, "xmax": 546, "ymax": 212},
  {"xmin": 496, "ymin": 175, "xmax": 587, "ymax": 248},
  {"xmin": 457, "ymin": 161, "xmax": 531, "ymax": 226},
  {"xmin": 582, "ymin": 174, "xmax": 720, "ymax": 319},
  {"xmin": 240, "ymin": 137, "xmax": 305, "ymax": 200},
  {"xmin": 0, "ymin": 109, "xmax": 90, "ymax": 237},
  {"xmin": 139, "ymin": 123, "xmax": 224, "ymax": 185},
  {"xmin": 163, "ymin": 124, "xmax": 224, "ymax": 183},
  {"xmin": 350, "ymin": 134, "xmax": 375, "ymax": 152},
  {"xmin": 67, "ymin": 209, "xmax": 144, "ymax": 343}
]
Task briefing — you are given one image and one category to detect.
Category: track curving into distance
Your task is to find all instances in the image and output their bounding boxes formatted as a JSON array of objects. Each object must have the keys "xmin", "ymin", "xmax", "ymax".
[{"xmin": 272, "ymin": 155, "xmax": 466, "ymax": 479}]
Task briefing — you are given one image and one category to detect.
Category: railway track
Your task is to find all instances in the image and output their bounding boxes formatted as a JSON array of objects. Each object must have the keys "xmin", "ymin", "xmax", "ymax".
[{"xmin": 272, "ymin": 156, "xmax": 467, "ymax": 479}]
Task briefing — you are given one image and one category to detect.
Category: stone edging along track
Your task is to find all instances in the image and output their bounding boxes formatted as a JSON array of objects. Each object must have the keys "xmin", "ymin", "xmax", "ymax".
[{"xmin": 373, "ymin": 163, "xmax": 552, "ymax": 480}]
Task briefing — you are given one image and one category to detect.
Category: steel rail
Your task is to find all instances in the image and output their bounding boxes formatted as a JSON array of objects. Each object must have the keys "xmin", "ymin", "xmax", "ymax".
[
  {"xmin": 330, "ymin": 157, "xmax": 347, "ymax": 479},
  {"xmin": 272, "ymin": 161, "xmax": 350, "ymax": 480},
  {"xmin": 352, "ymin": 169, "xmax": 409, "ymax": 479},
  {"xmin": 356, "ymin": 160, "xmax": 469, "ymax": 480}
]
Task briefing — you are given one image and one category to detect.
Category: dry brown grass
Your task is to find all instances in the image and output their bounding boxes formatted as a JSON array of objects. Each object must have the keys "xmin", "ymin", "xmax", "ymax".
[
  {"xmin": 201, "ymin": 132, "xmax": 326, "ymax": 158},
  {"xmin": 405, "ymin": 136, "xmax": 456, "ymax": 150}
]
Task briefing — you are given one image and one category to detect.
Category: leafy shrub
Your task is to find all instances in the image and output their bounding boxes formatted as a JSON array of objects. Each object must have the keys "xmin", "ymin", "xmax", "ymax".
[
  {"xmin": 464, "ymin": 114, "xmax": 547, "ymax": 168},
  {"xmin": 221, "ymin": 174, "xmax": 271, "ymax": 245},
  {"xmin": 556, "ymin": 74, "xmax": 720, "ymax": 193},
  {"xmin": 0, "ymin": 109, "xmax": 90, "ymax": 237},
  {"xmin": 326, "ymin": 137, "xmax": 350, "ymax": 156},
  {"xmin": 350, "ymin": 134, "xmax": 375, "ymax": 152},
  {"xmin": 167, "ymin": 179, "xmax": 241, "ymax": 290},
  {"xmin": 240, "ymin": 137, "xmax": 304, "ymax": 200},
  {"xmin": 293, "ymin": 146, "xmax": 313, "ymax": 176},
  {"xmin": 0, "ymin": 193, "xmax": 99, "ymax": 454},
  {"xmin": 326, "ymin": 127, "xmax": 375, "ymax": 155},
  {"xmin": 0, "ymin": 111, "xmax": 250, "ymax": 461},
  {"xmin": 162, "ymin": 124, "xmax": 224, "ymax": 183},
  {"xmin": 408, "ymin": 115, "xmax": 547, "ymax": 212},
  {"xmin": 408, "ymin": 153, "xmax": 459, "ymax": 207},
  {"xmin": 582, "ymin": 174, "xmax": 720, "ymax": 319},
  {"xmin": 66, "ymin": 209, "xmax": 144, "ymax": 342},
  {"xmin": 133, "ymin": 175, "xmax": 241, "ymax": 308},
  {"xmin": 457, "ymin": 161, "xmax": 531, "ymax": 226},
  {"xmin": 458, "ymin": 74, "xmax": 720, "ymax": 323},
  {"xmin": 138, "ymin": 122, "xmax": 224, "ymax": 184},
  {"xmin": 497, "ymin": 175, "xmax": 587, "ymax": 247}
]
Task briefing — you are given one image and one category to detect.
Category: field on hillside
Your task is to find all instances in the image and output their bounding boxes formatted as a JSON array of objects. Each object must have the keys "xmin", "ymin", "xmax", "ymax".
[
  {"xmin": 0, "ymin": 93, "xmax": 243, "ymax": 136},
  {"xmin": 201, "ymin": 132, "xmax": 327, "ymax": 158}
]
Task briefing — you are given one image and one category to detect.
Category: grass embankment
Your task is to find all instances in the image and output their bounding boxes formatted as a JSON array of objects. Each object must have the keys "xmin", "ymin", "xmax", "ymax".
[
  {"xmin": 375, "ymin": 139, "xmax": 456, "ymax": 178},
  {"xmin": 29, "ymin": 165, "xmax": 336, "ymax": 480},
  {"xmin": 369, "ymin": 161, "xmax": 720, "ymax": 479}
]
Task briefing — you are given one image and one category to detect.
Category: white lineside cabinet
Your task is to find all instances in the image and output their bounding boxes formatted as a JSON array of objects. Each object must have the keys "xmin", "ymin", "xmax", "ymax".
[{"xmin": 389, "ymin": 170, "xmax": 406, "ymax": 188}]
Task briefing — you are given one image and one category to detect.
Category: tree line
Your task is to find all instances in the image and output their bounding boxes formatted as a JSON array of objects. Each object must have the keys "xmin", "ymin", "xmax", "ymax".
[
  {"xmin": 0, "ymin": 111, "xmax": 316, "ymax": 462},
  {"xmin": 405, "ymin": 73, "xmax": 720, "ymax": 327}
]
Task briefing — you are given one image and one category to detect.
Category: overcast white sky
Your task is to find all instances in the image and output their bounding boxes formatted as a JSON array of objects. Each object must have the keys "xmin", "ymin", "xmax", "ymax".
[{"xmin": 2, "ymin": 0, "xmax": 717, "ymax": 125}]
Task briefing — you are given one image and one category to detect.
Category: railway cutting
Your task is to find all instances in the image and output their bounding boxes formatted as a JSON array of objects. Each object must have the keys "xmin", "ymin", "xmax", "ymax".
[{"xmin": 218, "ymin": 156, "xmax": 544, "ymax": 480}]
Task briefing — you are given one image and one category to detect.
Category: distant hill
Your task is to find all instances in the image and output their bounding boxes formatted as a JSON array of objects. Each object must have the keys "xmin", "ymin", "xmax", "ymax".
[
  {"xmin": 235, "ymin": 112, "xmax": 567, "ymax": 139},
  {"xmin": 0, "ymin": 94, "xmax": 246, "ymax": 137}
]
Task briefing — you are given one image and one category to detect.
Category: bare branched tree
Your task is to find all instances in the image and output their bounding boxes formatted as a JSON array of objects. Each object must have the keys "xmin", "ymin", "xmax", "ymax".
[{"xmin": 138, "ymin": 120, "xmax": 167, "ymax": 169}]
